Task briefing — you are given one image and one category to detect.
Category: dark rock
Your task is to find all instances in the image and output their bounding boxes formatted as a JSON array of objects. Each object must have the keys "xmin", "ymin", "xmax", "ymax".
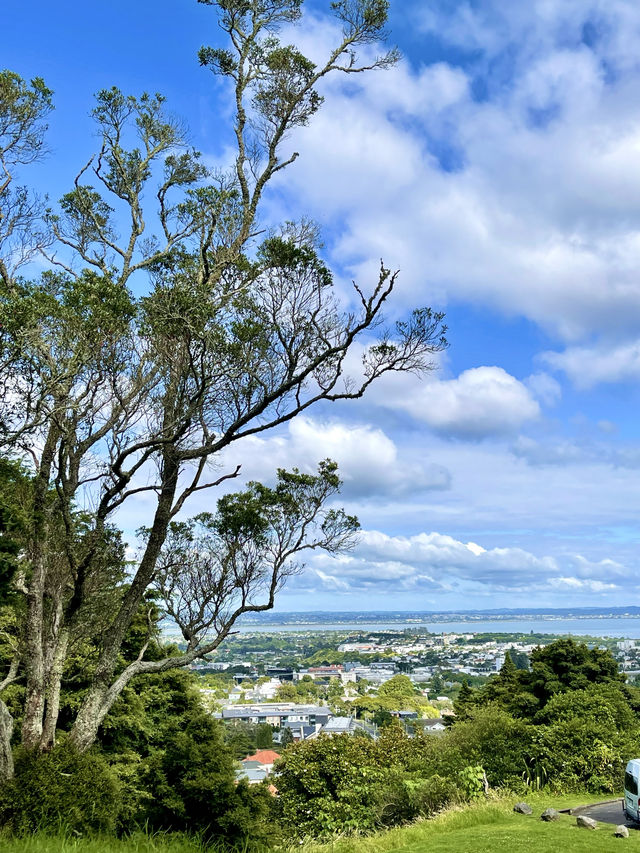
[
  {"xmin": 576, "ymin": 815, "xmax": 597, "ymax": 830},
  {"xmin": 514, "ymin": 802, "xmax": 533, "ymax": 815},
  {"xmin": 540, "ymin": 808, "xmax": 560, "ymax": 822},
  {"xmin": 615, "ymin": 825, "xmax": 630, "ymax": 838}
]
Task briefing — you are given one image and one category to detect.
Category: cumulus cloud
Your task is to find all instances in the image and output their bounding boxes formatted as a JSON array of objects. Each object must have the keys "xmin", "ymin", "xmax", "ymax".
[
  {"xmin": 286, "ymin": 528, "xmax": 625, "ymax": 599},
  {"xmin": 543, "ymin": 339, "xmax": 640, "ymax": 388},
  {"xmin": 217, "ymin": 416, "xmax": 451, "ymax": 500},
  {"xmin": 368, "ymin": 366, "xmax": 540, "ymax": 438},
  {"xmin": 270, "ymin": 0, "xmax": 640, "ymax": 346}
]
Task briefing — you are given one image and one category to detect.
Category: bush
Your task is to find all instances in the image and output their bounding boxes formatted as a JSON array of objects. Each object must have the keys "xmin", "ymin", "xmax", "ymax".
[
  {"xmin": 444, "ymin": 706, "xmax": 533, "ymax": 788},
  {"xmin": 373, "ymin": 770, "xmax": 457, "ymax": 827},
  {"xmin": 275, "ymin": 730, "xmax": 486, "ymax": 839},
  {"xmin": 142, "ymin": 709, "xmax": 277, "ymax": 849},
  {"xmin": 275, "ymin": 734, "xmax": 386, "ymax": 837},
  {"xmin": 0, "ymin": 744, "xmax": 121, "ymax": 835}
]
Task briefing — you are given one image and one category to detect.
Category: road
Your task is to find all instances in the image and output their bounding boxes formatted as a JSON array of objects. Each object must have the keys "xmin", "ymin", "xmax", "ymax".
[{"xmin": 571, "ymin": 799, "xmax": 636, "ymax": 828}]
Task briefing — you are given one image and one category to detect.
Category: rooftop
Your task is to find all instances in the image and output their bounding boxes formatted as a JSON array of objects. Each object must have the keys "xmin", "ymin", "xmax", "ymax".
[{"xmin": 242, "ymin": 749, "xmax": 281, "ymax": 765}]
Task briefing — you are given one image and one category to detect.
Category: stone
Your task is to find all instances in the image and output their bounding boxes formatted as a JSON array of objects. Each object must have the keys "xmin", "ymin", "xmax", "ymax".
[
  {"xmin": 514, "ymin": 802, "xmax": 533, "ymax": 815},
  {"xmin": 615, "ymin": 825, "xmax": 630, "ymax": 838},
  {"xmin": 540, "ymin": 808, "xmax": 561, "ymax": 822},
  {"xmin": 576, "ymin": 815, "xmax": 597, "ymax": 830}
]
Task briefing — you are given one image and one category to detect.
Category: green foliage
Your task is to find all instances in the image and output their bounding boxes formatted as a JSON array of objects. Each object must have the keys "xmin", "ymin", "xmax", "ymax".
[
  {"xmin": 452, "ymin": 679, "xmax": 474, "ymax": 721},
  {"xmin": 444, "ymin": 641, "xmax": 640, "ymax": 797},
  {"xmin": 275, "ymin": 677, "xmax": 320, "ymax": 703},
  {"xmin": 352, "ymin": 674, "xmax": 438, "ymax": 719},
  {"xmin": 0, "ymin": 745, "xmax": 121, "ymax": 836},
  {"xmin": 456, "ymin": 765, "xmax": 486, "ymax": 801},
  {"xmin": 143, "ymin": 709, "xmax": 276, "ymax": 847},
  {"xmin": 507, "ymin": 647, "xmax": 530, "ymax": 670},
  {"xmin": 275, "ymin": 726, "xmax": 491, "ymax": 839},
  {"xmin": 256, "ymin": 722, "xmax": 274, "ymax": 749},
  {"xmin": 0, "ymin": 70, "xmax": 52, "ymax": 153},
  {"xmin": 430, "ymin": 672, "xmax": 444, "ymax": 694},
  {"xmin": 280, "ymin": 727, "xmax": 294, "ymax": 748},
  {"xmin": 526, "ymin": 639, "xmax": 623, "ymax": 703},
  {"xmin": 476, "ymin": 639, "xmax": 625, "ymax": 719},
  {"xmin": 275, "ymin": 734, "xmax": 385, "ymax": 837},
  {"xmin": 371, "ymin": 770, "xmax": 457, "ymax": 827},
  {"xmin": 0, "ymin": 457, "xmax": 31, "ymax": 597},
  {"xmin": 444, "ymin": 706, "xmax": 532, "ymax": 788}
]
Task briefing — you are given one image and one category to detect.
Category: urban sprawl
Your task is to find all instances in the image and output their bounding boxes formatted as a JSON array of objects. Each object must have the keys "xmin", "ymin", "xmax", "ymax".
[{"xmin": 181, "ymin": 628, "xmax": 640, "ymax": 785}]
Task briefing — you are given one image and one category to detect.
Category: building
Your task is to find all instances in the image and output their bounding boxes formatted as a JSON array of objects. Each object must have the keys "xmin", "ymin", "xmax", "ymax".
[
  {"xmin": 421, "ymin": 718, "xmax": 447, "ymax": 733},
  {"xmin": 265, "ymin": 666, "xmax": 294, "ymax": 682},
  {"xmin": 319, "ymin": 716, "xmax": 358, "ymax": 735},
  {"xmin": 315, "ymin": 716, "xmax": 377, "ymax": 738},
  {"xmin": 236, "ymin": 749, "xmax": 281, "ymax": 785},
  {"xmin": 220, "ymin": 703, "xmax": 332, "ymax": 729}
]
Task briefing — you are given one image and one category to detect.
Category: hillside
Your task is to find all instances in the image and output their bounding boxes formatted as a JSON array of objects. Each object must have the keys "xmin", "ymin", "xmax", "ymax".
[
  {"xmin": 2, "ymin": 796, "xmax": 638, "ymax": 853},
  {"xmin": 300, "ymin": 796, "xmax": 639, "ymax": 853}
]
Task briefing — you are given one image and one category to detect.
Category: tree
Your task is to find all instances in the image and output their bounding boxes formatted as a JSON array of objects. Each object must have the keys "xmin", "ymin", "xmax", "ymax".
[
  {"xmin": 0, "ymin": 71, "xmax": 52, "ymax": 287},
  {"xmin": 430, "ymin": 672, "xmax": 444, "ymax": 695},
  {"xmin": 525, "ymin": 639, "xmax": 623, "ymax": 704},
  {"xmin": 452, "ymin": 679, "xmax": 475, "ymax": 721},
  {"xmin": 143, "ymin": 709, "xmax": 275, "ymax": 846},
  {"xmin": 280, "ymin": 726, "xmax": 294, "ymax": 748},
  {"xmin": 497, "ymin": 653, "xmax": 517, "ymax": 684},
  {"xmin": 256, "ymin": 722, "xmax": 273, "ymax": 749},
  {"xmin": 377, "ymin": 674, "xmax": 416, "ymax": 703},
  {"xmin": 0, "ymin": 0, "xmax": 447, "ymax": 775}
]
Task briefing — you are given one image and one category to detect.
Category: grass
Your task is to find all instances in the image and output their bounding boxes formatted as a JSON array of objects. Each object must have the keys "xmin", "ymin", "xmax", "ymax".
[
  {"xmin": 0, "ymin": 794, "xmax": 635, "ymax": 853},
  {"xmin": 296, "ymin": 793, "xmax": 637, "ymax": 853},
  {"xmin": 0, "ymin": 831, "xmax": 206, "ymax": 853}
]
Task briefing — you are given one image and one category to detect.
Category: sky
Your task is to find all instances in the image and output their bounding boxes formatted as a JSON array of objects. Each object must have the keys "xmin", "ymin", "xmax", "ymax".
[{"xmin": 5, "ymin": 0, "xmax": 640, "ymax": 612}]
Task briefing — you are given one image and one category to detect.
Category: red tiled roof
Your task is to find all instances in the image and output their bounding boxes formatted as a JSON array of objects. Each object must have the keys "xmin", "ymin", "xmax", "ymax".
[{"xmin": 242, "ymin": 749, "xmax": 281, "ymax": 765}]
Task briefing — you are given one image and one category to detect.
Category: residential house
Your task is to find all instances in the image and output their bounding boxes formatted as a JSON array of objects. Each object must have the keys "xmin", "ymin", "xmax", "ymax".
[{"xmin": 235, "ymin": 749, "xmax": 281, "ymax": 785}]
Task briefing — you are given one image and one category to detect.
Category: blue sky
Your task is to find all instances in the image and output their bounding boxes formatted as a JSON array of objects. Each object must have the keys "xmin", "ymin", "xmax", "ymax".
[{"xmin": 5, "ymin": 0, "xmax": 640, "ymax": 611}]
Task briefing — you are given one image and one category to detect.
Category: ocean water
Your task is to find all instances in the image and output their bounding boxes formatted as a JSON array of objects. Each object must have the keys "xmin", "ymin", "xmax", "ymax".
[{"xmin": 236, "ymin": 617, "xmax": 640, "ymax": 638}]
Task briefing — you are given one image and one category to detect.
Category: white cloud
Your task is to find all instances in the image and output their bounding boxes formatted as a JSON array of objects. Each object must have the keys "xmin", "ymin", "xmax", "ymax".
[
  {"xmin": 543, "ymin": 339, "xmax": 640, "ymax": 387},
  {"xmin": 370, "ymin": 366, "xmax": 540, "ymax": 438},
  {"xmin": 287, "ymin": 528, "xmax": 625, "ymax": 597},
  {"xmin": 526, "ymin": 372, "xmax": 562, "ymax": 406},
  {"xmin": 269, "ymin": 0, "xmax": 640, "ymax": 346},
  {"xmin": 548, "ymin": 577, "xmax": 617, "ymax": 592},
  {"xmin": 218, "ymin": 416, "xmax": 451, "ymax": 499}
]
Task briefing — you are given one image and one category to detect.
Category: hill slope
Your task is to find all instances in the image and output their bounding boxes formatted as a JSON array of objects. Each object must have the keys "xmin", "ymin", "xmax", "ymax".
[
  {"xmin": 1, "ymin": 796, "xmax": 637, "ymax": 853},
  {"xmin": 300, "ymin": 796, "xmax": 639, "ymax": 853}
]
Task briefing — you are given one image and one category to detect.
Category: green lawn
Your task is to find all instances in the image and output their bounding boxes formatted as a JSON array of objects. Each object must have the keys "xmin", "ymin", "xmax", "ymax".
[{"xmin": 298, "ymin": 794, "xmax": 637, "ymax": 853}]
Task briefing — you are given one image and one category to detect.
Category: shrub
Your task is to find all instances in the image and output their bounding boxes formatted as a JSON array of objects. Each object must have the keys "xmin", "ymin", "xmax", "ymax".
[
  {"xmin": 275, "ymin": 734, "xmax": 385, "ymax": 837},
  {"xmin": 142, "ymin": 709, "xmax": 277, "ymax": 848},
  {"xmin": 0, "ymin": 744, "xmax": 121, "ymax": 835},
  {"xmin": 444, "ymin": 706, "xmax": 532, "ymax": 788},
  {"xmin": 275, "ymin": 730, "xmax": 482, "ymax": 839},
  {"xmin": 373, "ymin": 770, "xmax": 457, "ymax": 827}
]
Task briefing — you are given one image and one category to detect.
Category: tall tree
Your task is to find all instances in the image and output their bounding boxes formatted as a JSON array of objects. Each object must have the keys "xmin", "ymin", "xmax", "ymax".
[
  {"xmin": 0, "ymin": 0, "xmax": 447, "ymax": 775},
  {"xmin": 0, "ymin": 70, "xmax": 52, "ymax": 288}
]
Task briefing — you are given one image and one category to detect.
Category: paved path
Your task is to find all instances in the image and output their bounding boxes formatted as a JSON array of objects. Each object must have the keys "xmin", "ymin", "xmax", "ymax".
[{"xmin": 571, "ymin": 799, "xmax": 636, "ymax": 828}]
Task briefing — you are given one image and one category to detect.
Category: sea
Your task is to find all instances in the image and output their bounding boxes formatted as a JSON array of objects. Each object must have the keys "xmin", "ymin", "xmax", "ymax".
[{"xmin": 236, "ymin": 617, "xmax": 640, "ymax": 638}]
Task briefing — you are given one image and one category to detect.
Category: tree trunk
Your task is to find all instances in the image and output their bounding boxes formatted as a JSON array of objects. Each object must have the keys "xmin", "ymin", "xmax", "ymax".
[
  {"xmin": 21, "ymin": 426, "xmax": 59, "ymax": 749},
  {"xmin": 40, "ymin": 627, "xmax": 69, "ymax": 750},
  {"xmin": 0, "ymin": 701, "xmax": 14, "ymax": 781},
  {"xmin": 69, "ymin": 448, "xmax": 180, "ymax": 751}
]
